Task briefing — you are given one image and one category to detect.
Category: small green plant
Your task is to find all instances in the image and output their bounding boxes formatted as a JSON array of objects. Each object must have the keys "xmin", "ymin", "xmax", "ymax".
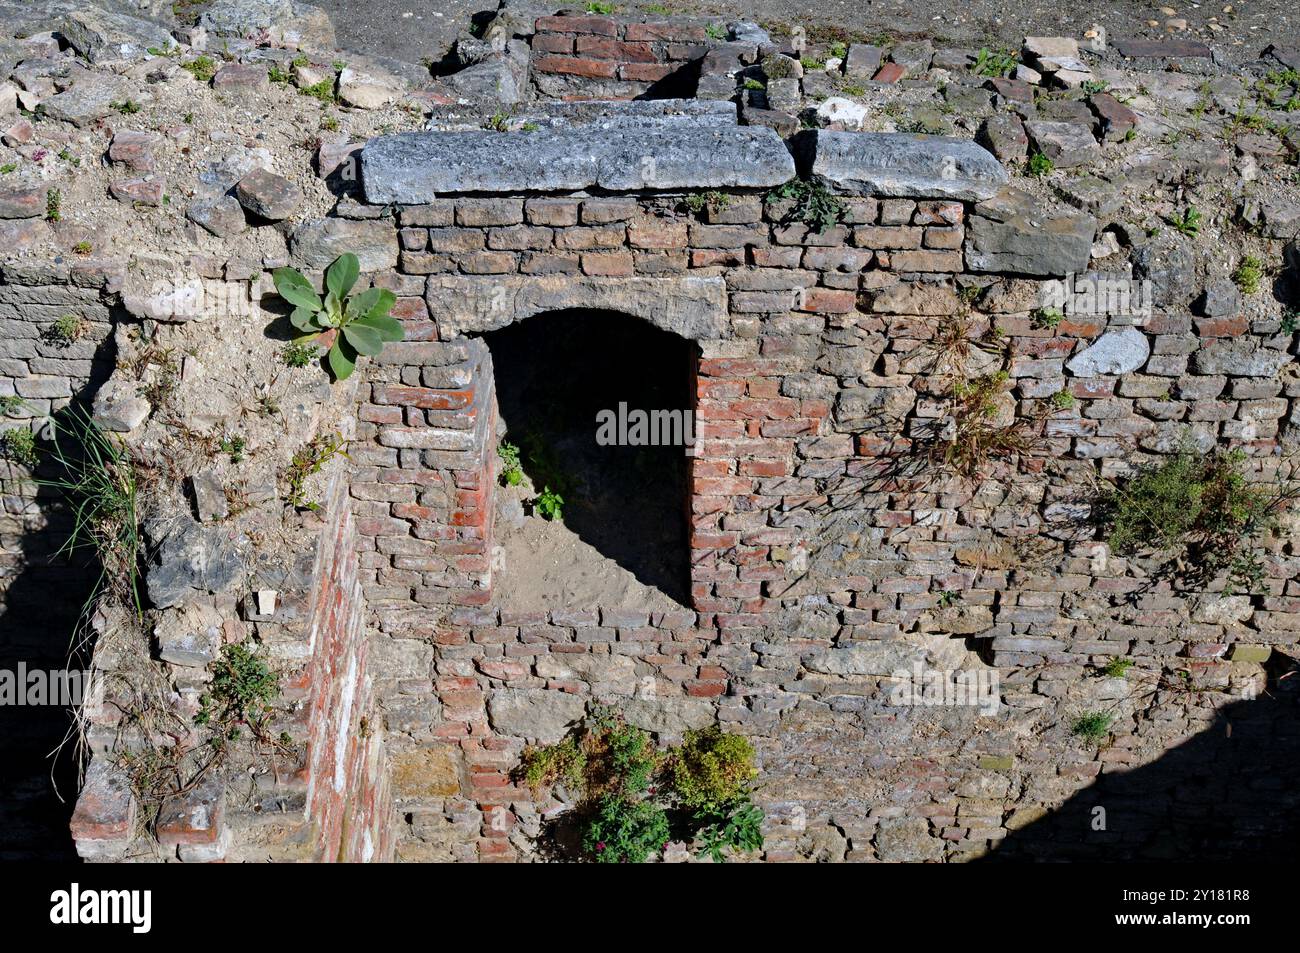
[
  {"xmin": 72, "ymin": 241, "xmax": 92, "ymax": 255},
  {"xmin": 497, "ymin": 441, "xmax": 524, "ymax": 486},
  {"xmin": 584, "ymin": 0, "xmax": 616, "ymax": 11},
  {"xmin": 181, "ymin": 55, "xmax": 217, "ymax": 81},
  {"xmin": 1232, "ymin": 254, "xmax": 1264, "ymax": 294},
  {"xmin": 41, "ymin": 314, "xmax": 86, "ymax": 348},
  {"xmin": 483, "ymin": 110, "xmax": 512, "ymax": 132},
  {"xmin": 280, "ymin": 342, "xmax": 320, "ymax": 368},
  {"xmin": 274, "ymin": 252, "xmax": 404, "ymax": 381},
  {"xmin": 1081, "ymin": 79, "xmax": 1110, "ymax": 95},
  {"xmin": 0, "ymin": 427, "xmax": 36, "ymax": 466},
  {"xmin": 583, "ymin": 794, "xmax": 670, "ymax": 863},
  {"xmin": 694, "ymin": 800, "xmax": 764, "ymax": 863},
  {"xmin": 683, "ymin": 190, "xmax": 732, "ymax": 215},
  {"xmin": 319, "ymin": 113, "xmax": 340, "ymax": 132},
  {"xmin": 1167, "ymin": 206, "xmax": 1202, "ymax": 237},
  {"xmin": 299, "ymin": 79, "xmax": 336, "ymax": 103},
  {"xmin": 1281, "ymin": 308, "xmax": 1299, "ymax": 335},
  {"xmin": 743, "ymin": 77, "xmax": 765, "ymax": 91},
  {"xmin": 219, "ymin": 434, "xmax": 246, "ymax": 463},
  {"xmin": 195, "ymin": 643, "xmax": 279, "ymax": 737},
  {"xmin": 533, "ymin": 486, "xmax": 564, "ymax": 521},
  {"xmin": 521, "ymin": 735, "xmax": 586, "ymax": 791},
  {"xmin": 0, "ymin": 395, "xmax": 24, "ymax": 416},
  {"xmin": 46, "ymin": 188, "xmax": 61, "ymax": 222},
  {"xmin": 670, "ymin": 726, "xmax": 757, "ymax": 810},
  {"xmin": 973, "ymin": 47, "xmax": 1017, "ymax": 78},
  {"xmin": 267, "ymin": 63, "xmax": 291, "ymax": 84},
  {"xmin": 1100, "ymin": 657, "xmax": 1134, "ymax": 678},
  {"xmin": 111, "ymin": 100, "xmax": 141, "ymax": 114},
  {"xmin": 799, "ymin": 55, "xmax": 826, "ymax": 71},
  {"xmin": 58, "ymin": 147, "xmax": 80, "ymax": 167},
  {"xmin": 936, "ymin": 589, "xmax": 960, "ymax": 608},
  {"xmin": 285, "ymin": 431, "xmax": 348, "ymax": 510},
  {"xmin": 704, "ymin": 22, "xmax": 727, "ymax": 40},
  {"xmin": 1049, "ymin": 389, "xmax": 1076, "ymax": 410},
  {"xmin": 1071, "ymin": 711, "xmax": 1113, "ymax": 742},
  {"xmin": 0, "ymin": 162, "xmax": 15, "ymax": 174},
  {"xmin": 1031, "ymin": 306, "xmax": 1064, "ymax": 329},
  {"xmin": 767, "ymin": 177, "xmax": 844, "ymax": 234},
  {"xmin": 1026, "ymin": 150, "xmax": 1054, "ymax": 177},
  {"xmin": 1100, "ymin": 446, "xmax": 1289, "ymax": 590}
]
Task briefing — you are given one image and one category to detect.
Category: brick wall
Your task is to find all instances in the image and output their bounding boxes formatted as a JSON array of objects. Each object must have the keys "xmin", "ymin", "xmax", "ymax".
[{"xmin": 530, "ymin": 13, "xmax": 724, "ymax": 99}]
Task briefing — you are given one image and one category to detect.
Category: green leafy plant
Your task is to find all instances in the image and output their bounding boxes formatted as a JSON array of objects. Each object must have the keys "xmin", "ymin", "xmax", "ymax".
[
  {"xmin": 533, "ymin": 486, "xmax": 564, "ymax": 521},
  {"xmin": 0, "ymin": 427, "xmax": 36, "ymax": 466},
  {"xmin": 743, "ymin": 77, "xmax": 765, "ymax": 91},
  {"xmin": 195, "ymin": 643, "xmax": 279, "ymax": 737},
  {"xmin": 1081, "ymin": 79, "xmax": 1110, "ymax": 95},
  {"xmin": 1100, "ymin": 658, "xmax": 1134, "ymax": 678},
  {"xmin": 704, "ymin": 22, "xmax": 727, "ymax": 40},
  {"xmin": 181, "ymin": 54, "xmax": 217, "ymax": 81},
  {"xmin": 1281, "ymin": 308, "xmax": 1299, "ymax": 335},
  {"xmin": 936, "ymin": 589, "xmax": 961, "ymax": 608},
  {"xmin": 1071, "ymin": 711, "xmax": 1113, "ymax": 742},
  {"xmin": 583, "ymin": 794, "xmax": 670, "ymax": 863},
  {"xmin": 767, "ymin": 177, "xmax": 845, "ymax": 234},
  {"xmin": 521, "ymin": 735, "xmax": 586, "ymax": 792},
  {"xmin": 41, "ymin": 314, "xmax": 87, "ymax": 348},
  {"xmin": 1031, "ymin": 306, "xmax": 1064, "ymax": 329},
  {"xmin": 671, "ymin": 725, "xmax": 757, "ymax": 810},
  {"xmin": 72, "ymin": 240, "xmax": 92, "ymax": 255},
  {"xmin": 1232, "ymin": 254, "xmax": 1264, "ymax": 294},
  {"xmin": 0, "ymin": 162, "xmax": 16, "ymax": 174},
  {"xmin": 299, "ymin": 79, "xmax": 337, "ymax": 103},
  {"xmin": 111, "ymin": 100, "xmax": 141, "ymax": 114},
  {"xmin": 46, "ymin": 187, "xmax": 61, "ymax": 222},
  {"xmin": 694, "ymin": 800, "xmax": 764, "ymax": 863},
  {"xmin": 1026, "ymin": 150, "xmax": 1054, "ymax": 177},
  {"xmin": 973, "ymin": 47, "xmax": 1017, "ymax": 78},
  {"xmin": 1167, "ymin": 206, "xmax": 1202, "ymax": 237},
  {"xmin": 585, "ymin": 0, "xmax": 616, "ymax": 12},
  {"xmin": 267, "ymin": 63, "xmax": 291, "ymax": 84},
  {"xmin": 497, "ymin": 440, "xmax": 524, "ymax": 486},
  {"xmin": 0, "ymin": 395, "xmax": 24, "ymax": 416},
  {"xmin": 1049, "ymin": 389, "xmax": 1076, "ymax": 411},
  {"xmin": 683, "ymin": 190, "xmax": 732, "ymax": 215},
  {"xmin": 274, "ymin": 253, "xmax": 404, "ymax": 381},
  {"xmin": 219, "ymin": 434, "xmax": 246, "ymax": 463}
]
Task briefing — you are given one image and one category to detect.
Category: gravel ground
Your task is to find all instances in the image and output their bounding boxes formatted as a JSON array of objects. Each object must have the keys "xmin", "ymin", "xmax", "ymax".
[{"xmin": 314, "ymin": 0, "xmax": 1299, "ymax": 67}]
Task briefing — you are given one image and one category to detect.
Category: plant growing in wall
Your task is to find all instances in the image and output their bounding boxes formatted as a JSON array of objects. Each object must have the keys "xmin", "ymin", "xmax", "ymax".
[
  {"xmin": 519, "ymin": 709, "xmax": 764, "ymax": 862},
  {"xmin": 767, "ymin": 177, "xmax": 845, "ymax": 234},
  {"xmin": 273, "ymin": 253, "xmax": 404, "ymax": 381},
  {"xmin": 1097, "ymin": 445, "xmax": 1294, "ymax": 592}
]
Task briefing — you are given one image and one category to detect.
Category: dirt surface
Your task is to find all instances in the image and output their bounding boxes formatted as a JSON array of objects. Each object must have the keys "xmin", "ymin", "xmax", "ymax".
[{"xmin": 315, "ymin": 0, "xmax": 1299, "ymax": 66}]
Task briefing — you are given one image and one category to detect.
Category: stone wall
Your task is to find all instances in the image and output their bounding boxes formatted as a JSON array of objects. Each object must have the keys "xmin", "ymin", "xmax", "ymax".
[{"xmin": 350, "ymin": 112, "xmax": 1300, "ymax": 861}]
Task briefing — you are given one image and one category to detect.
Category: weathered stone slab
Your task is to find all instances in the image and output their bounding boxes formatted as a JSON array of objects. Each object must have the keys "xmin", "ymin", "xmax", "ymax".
[
  {"xmin": 803, "ymin": 642, "xmax": 928, "ymax": 676},
  {"xmin": 619, "ymin": 697, "xmax": 715, "ymax": 735},
  {"xmin": 1113, "ymin": 38, "xmax": 1212, "ymax": 59},
  {"xmin": 1066, "ymin": 329, "xmax": 1150, "ymax": 376},
  {"xmin": 806, "ymin": 131, "xmax": 1009, "ymax": 201},
  {"xmin": 60, "ymin": 8, "xmax": 176, "ymax": 64},
  {"xmin": 964, "ymin": 187, "xmax": 1095, "ymax": 276},
  {"xmin": 426, "ymin": 274, "xmax": 728, "ymax": 340},
  {"xmin": 362, "ymin": 126, "xmax": 794, "ymax": 202},
  {"xmin": 487, "ymin": 689, "xmax": 586, "ymax": 743},
  {"xmin": 290, "ymin": 217, "xmax": 399, "ymax": 271}
]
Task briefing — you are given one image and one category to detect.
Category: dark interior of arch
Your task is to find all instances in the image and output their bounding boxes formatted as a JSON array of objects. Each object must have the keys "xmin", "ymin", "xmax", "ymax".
[{"xmin": 480, "ymin": 309, "xmax": 697, "ymax": 607}]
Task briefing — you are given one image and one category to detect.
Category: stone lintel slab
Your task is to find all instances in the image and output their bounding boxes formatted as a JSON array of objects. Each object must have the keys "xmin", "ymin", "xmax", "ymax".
[
  {"xmin": 425, "ymin": 274, "xmax": 728, "ymax": 341},
  {"xmin": 806, "ymin": 130, "xmax": 1010, "ymax": 201},
  {"xmin": 362, "ymin": 126, "xmax": 795, "ymax": 202}
]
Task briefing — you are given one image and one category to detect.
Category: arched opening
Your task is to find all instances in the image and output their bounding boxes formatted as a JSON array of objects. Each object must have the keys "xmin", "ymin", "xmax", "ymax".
[{"xmin": 478, "ymin": 309, "xmax": 697, "ymax": 612}]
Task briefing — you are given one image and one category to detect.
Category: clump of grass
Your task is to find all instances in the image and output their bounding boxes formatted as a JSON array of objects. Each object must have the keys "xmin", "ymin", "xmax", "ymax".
[
  {"xmin": 1167, "ymin": 206, "xmax": 1202, "ymax": 237},
  {"xmin": 299, "ymin": 79, "xmax": 337, "ymax": 103},
  {"xmin": 1071, "ymin": 711, "xmax": 1113, "ymax": 742},
  {"xmin": 1100, "ymin": 658, "xmax": 1134, "ymax": 678},
  {"xmin": 973, "ymin": 47, "xmax": 1017, "ymax": 78},
  {"xmin": 585, "ymin": 0, "xmax": 616, "ymax": 12},
  {"xmin": 1232, "ymin": 254, "xmax": 1264, "ymax": 294},
  {"xmin": 111, "ymin": 100, "xmax": 141, "ymax": 114},
  {"xmin": 219, "ymin": 434, "xmax": 246, "ymax": 463},
  {"xmin": 39, "ymin": 406, "xmax": 142, "ymax": 616}
]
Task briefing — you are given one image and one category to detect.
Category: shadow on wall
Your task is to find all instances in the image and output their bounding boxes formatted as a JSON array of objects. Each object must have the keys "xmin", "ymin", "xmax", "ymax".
[
  {"xmin": 479, "ymin": 308, "xmax": 697, "ymax": 606},
  {"xmin": 987, "ymin": 653, "xmax": 1300, "ymax": 862},
  {"xmin": 0, "ymin": 342, "xmax": 117, "ymax": 862}
]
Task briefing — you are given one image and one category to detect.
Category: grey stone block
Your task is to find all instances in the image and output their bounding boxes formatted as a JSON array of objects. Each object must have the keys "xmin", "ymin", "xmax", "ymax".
[{"xmin": 806, "ymin": 130, "xmax": 1009, "ymax": 201}]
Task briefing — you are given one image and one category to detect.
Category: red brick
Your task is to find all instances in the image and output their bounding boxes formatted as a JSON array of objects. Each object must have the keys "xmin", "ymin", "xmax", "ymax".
[
  {"xmin": 535, "ymin": 15, "xmax": 618, "ymax": 34},
  {"xmin": 874, "ymin": 62, "xmax": 906, "ymax": 82},
  {"xmin": 575, "ymin": 36, "xmax": 657, "ymax": 61},
  {"xmin": 799, "ymin": 288, "xmax": 858, "ymax": 313},
  {"xmin": 532, "ymin": 54, "xmax": 619, "ymax": 78},
  {"xmin": 626, "ymin": 21, "xmax": 709, "ymax": 41},
  {"xmin": 531, "ymin": 32, "xmax": 574, "ymax": 53},
  {"xmin": 620, "ymin": 62, "xmax": 676, "ymax": 81}
]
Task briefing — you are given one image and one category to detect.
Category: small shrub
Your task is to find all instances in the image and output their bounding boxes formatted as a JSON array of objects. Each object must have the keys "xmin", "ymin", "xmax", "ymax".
[
  {"xmin": 0, "ymin": 427, "xmax": 36, "ymax": 466},
  {"xmin": 497, "ymin": 440, "xmax": 524, "ymax": 486},
  {"xmin": 181, "ymin": 54, "xmax": 217, "ymax": 81},
  {"xmin": 521, "ymin": 735, "xmax": 586, "ymax": 792},
  {"xmin": 1071, "ymin": 711, "xmax": 1113, "ymax": 742},
  {"xmin": 1081, "ymin": 79, "xmax": 1110, "ymax": 95},
  {"xmin": 936, "ymin": 589, "xmax": 960, "ymax": 608},
  {"xmin": 671, "ymin": 726, "xmax": 757, "ymax": 809},
  {"xmin": 196, "ymin": 643, "xmax": 278, "ymax": 735},
  {"xmin": 973, "ymin": 47, "xmax": 1017, "ymax": 78},
  {"xmin": 1232, "ymin": 254, "xmax": 1264, "ymax": 294},
  {"xmin": 583, "ymin": 794, "xmax": 670, "ymax": 863},
  {"xmin": 41, "ymin": 314, "xmax": 87, "ymax": 348},
  {"xmin": 767, "ymin": 177, "xmax": 845, "ymax": 234},
  {"xmin": 274, "ymin": 252, "xmax": 404, "ymax": 381},
  {"xmin": 533, "ymin": 486, "xmax": 564, "ymax": 521},
  {"xmin": 285, "ymin": 431, "xmax": 348, "ymax": 510},
  {"xmin": 1026, "ymin": 151, "xmax": 1054, "ymax": 177},
  {"xmin": 299, "ymin": 79, "xmax": 336, "ymax": 103}
]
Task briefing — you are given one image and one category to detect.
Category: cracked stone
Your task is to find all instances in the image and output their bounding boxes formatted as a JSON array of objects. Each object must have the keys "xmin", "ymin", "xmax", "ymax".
[{"xmin": 235, "ymin": 167, "xmax": 302, "ymax": 220}]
